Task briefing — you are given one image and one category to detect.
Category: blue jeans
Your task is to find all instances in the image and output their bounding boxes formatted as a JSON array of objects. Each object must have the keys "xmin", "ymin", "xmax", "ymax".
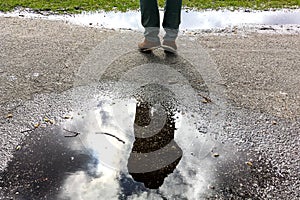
[{"xmin": 140, "ymin": 0, "xmax": 182, "ymax": 42}]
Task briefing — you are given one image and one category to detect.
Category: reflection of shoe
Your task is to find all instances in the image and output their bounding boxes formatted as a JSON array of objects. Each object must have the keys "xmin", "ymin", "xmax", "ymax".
[
  {"xmin": 162, "ymin": 40, "xmax": 177, "ymax": 53},
  {"xmin": 138, "ymin": 39, "xmax": 161, "ymax": 52}
]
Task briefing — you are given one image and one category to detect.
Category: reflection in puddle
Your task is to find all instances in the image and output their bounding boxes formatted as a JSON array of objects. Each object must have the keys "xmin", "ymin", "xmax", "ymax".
[
  {"xmin": 128, "ymin": 101, "xmax": 182, "ymax": 189},
  {"xmin": 0, "ymin": 94, "xmax": 284, "ymax": 199},
  {"xmin": 0, "ymin": 127, "xmax": 97, "ymax": 199},
  {"xmin": 58, "ymin": 98, "xmax": 135, "ymax": 200},
  {"xmin": 1, "ymin": 9, "xmax": 300, "ymax": 30},
  {"xmin": 60, "ymin": 82, "xmax": 184, "ymax": 196}
]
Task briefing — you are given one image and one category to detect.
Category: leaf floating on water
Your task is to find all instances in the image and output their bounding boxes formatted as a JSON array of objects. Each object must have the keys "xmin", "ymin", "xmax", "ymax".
[
  {"xmin": 213, "ymin": 153, "xmax": 220, "ymax": 158},
  {"xmin": 44, "ymin": 118, "xmax": 55, "ymax": 124},
  {"xmin": 202, "ymin": 99, "xmax": 209, "ymax": 104},
  {"xmin": 63, "ymin": 115, "xmax": 72, "ymax": 119},
  {"xmin": 6, "ymin": 113, "xmax": 13, "ymax": 118},
  {"xmin": 34, "ymin": 123, "xmax": 40, "ymax": 128}
]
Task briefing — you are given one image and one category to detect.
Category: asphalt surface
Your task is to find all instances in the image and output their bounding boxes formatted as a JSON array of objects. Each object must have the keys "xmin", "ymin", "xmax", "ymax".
[{"xmin": 0, "ymin": 16, "xmax": 299, "ymax": 199}]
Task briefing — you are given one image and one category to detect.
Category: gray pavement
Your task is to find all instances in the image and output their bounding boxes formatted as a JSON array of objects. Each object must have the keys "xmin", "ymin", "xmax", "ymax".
[{"xmin": 0, "ymin": 17, "xmax": 299, "ymax": 199}]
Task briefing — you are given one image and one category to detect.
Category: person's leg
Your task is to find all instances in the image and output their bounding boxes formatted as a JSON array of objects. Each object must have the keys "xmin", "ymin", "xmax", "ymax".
[
  {"xmin": 162, "ymin": 0, "xmax": 182, "ymax": 52},
  {"xmin": 162, "ymin": 0, "xmax": 182, "ymax": 40},
  {"xmin": 138, "ymin": 0, "xmax": 161, "ymax": 51}
]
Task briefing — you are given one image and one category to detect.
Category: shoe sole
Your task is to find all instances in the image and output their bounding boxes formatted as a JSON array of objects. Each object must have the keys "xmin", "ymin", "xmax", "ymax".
[
  {"xmin": 139, "ymin": 45, "xmax": 161, "ymax": 52},
  {"xmin": 161, "ymin": 45, "xmax": 177, "ymax": 54}
]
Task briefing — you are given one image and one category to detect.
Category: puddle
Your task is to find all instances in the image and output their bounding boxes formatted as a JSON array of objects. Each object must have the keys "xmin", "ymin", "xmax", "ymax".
[
  {"xmin": 0, "ymin": 33, "xmax": 288, "ymax": 199},
  {"xmin": 1, "ymin": 9, "xmax": 300, "ymax": 31},
  {"xmin": 0, "ymin": 94, "xmax": 283, "ymax": 199},
  {"xmin": 0, "ymin": 93, "xmax": 184, "ymax": 199},
  {"xmin": 0, "ymin": 126, "xmax": 97, "ymax": 199}
]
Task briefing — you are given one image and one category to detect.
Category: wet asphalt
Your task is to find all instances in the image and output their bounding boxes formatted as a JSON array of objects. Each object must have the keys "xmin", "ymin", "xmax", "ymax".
[{"xmin": 0, "ymin": 17, "xmax": 299, "ymax": 199}]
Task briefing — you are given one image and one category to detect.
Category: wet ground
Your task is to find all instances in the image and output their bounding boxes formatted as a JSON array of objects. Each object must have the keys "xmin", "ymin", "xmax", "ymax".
[{"xmin": 0, "ymin": 16, "xmax": 299, "ymax": 199}]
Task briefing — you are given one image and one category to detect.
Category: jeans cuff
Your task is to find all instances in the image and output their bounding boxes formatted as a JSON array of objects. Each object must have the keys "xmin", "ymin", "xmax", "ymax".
[
  {"xmin": 163, "ymin": 28, "xmax": 179, "ymax": 41},
  {"xmin": 144, "ymin": 27, "xmax": 160, "ymax": 42}
]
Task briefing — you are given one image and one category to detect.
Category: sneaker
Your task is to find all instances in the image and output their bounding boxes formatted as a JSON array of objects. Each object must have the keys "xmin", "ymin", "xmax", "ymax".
[
  {"xmin": 162, "ymin": 40, "xmax": 177, "ymax": 54},
  {"xmin": 138, "ymin": 39, "xmax": 161, "ymax": 52}
]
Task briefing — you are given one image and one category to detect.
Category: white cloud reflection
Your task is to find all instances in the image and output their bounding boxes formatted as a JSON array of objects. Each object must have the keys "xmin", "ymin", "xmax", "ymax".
[
  {"xmin": 59, "ymin": 96, "xmax": 219, "ymax": 199},
  {"xmin": 1, "ymin": 9, "xmax": 300, "ymax": 31},
  {"xmin": 60, "ymin": 99, "xmax": 136, "ymax": 200},
  {"xmin": 60, "ymin": 169, "xmax": 120, "ymax": 200}
]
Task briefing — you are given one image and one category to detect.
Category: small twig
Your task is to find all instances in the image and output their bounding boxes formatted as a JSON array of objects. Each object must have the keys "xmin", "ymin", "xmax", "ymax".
[
  {"xmin": 198, "ymin": 93, "xmax": 212, "ymax": 103},
  {"xmin": 21, "ymin": 129, "xmax": 35, "ymax": 134},
  {"xmin": 95, "ymin": 132, "xmax": 125, "ymax": 144},
  {"xmin": 63, "ymin": 129, "xmax": 81, "ymax": 137}
]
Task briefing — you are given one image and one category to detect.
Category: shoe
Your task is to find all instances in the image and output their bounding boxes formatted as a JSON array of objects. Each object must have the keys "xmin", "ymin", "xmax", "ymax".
[
  {"xmin": 162, "ymin": 40, "xmax": 177, "ymax": 54},
  {"xmin": 138, "ymin": 39, "xmax": 161, "ymax": 52}
]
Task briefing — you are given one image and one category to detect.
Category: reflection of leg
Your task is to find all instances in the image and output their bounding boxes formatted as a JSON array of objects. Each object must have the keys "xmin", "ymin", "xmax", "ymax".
[{"xmin": 140, "ymin": 0, "xmax": 160, "ymax": 42}]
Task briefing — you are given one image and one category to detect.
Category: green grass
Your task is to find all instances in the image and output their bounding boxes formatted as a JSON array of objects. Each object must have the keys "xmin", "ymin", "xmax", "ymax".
[{"xmin": 0, "ymin": 0, "xmax": 299, "ymax": 13}]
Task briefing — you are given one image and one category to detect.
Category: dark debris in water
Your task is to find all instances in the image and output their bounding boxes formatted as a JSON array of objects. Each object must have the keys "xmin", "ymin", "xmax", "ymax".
[
  {"xmin": 63, "ymin": 128, "xmax": 81, "ymax": 137},
  {"xmin": 95, "ymin": 132, "xmax": 126, "ymax": 144}
]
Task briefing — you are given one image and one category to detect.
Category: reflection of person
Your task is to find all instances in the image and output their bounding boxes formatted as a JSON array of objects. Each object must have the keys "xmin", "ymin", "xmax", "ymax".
[
  {"xmin": 128, "ymin": 101, "xmax": 182, "ymax": 189},
  {"xmin": 138, "ymin": 0, "xmax": 182, "ymax": 53}
]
